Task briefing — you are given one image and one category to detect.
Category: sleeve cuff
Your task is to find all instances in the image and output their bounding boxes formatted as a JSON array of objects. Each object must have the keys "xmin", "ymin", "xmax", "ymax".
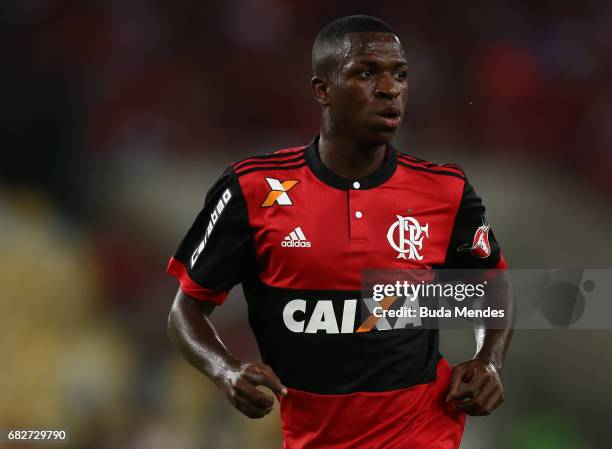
[
  {"xmin": 167, "ymin": 257, "xmax": 229, "ymax": 305},
  {"xmin": 495, "ymin": 253, "xmax": 508, "ymax": 270}
]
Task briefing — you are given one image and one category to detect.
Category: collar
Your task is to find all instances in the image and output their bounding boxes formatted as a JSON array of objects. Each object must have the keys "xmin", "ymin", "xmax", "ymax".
[{"xmin": 304, "ymin": 135, "xmax": 397, "ymax": 190}]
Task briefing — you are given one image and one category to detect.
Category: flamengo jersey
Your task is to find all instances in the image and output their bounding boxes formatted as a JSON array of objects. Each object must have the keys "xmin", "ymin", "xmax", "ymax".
[{"xmin": 168, "ymin": 136, "xmax": 506, "ymax": 449}]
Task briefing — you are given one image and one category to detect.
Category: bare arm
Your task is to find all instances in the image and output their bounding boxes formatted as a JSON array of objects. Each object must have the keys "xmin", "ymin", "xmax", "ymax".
[
  {"xmin": 474, "ymin": 327, "xmax": 513, "ymax": 373},
  {"xmin": 446, "ymin": 273, "xmax": 514, "ymax": 416},
  {"xmin": 167, "ymin": 289, "xmax": 287, "ymax": 418}
]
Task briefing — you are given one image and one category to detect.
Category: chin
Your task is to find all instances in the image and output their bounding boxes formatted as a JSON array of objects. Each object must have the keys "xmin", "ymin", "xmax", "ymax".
[
  {"xmin": 348, "ymin": 123, "xmax": 398, "ymax": 147},
  {"xmin": 365, "ymin": 129, "xmax": 397, "ymax": 146}
]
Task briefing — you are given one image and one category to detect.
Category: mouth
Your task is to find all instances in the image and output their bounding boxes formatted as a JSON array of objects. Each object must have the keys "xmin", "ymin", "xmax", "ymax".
[{"xmin": 377, "ymin": 107, "xmax": 402, "ymax": 128}]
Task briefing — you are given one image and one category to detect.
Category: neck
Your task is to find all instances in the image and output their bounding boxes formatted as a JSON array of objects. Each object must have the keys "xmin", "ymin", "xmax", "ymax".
[{"xmin": 318, "ymin": 119, "xmax": 387, "ymax": 180}]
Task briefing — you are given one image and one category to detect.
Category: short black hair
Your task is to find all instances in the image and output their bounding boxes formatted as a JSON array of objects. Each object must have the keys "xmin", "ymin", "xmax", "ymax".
[{"xmin": 312, "ymin": 15, "xmax": 396, "ymax": 77}]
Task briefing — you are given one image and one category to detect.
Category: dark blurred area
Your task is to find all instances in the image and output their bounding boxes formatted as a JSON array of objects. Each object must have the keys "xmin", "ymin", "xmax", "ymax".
[{"xmin": 1, "ymin": 1, "xmax": 611, "ymax": 448}]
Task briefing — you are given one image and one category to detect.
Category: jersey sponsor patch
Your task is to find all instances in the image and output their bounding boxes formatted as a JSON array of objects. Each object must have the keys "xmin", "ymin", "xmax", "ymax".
[
  {"xmin": 282, "ymin": 296, "xmax": 422, "ymax": 334},
  {"xmin": 190, "ymin": 188, "xmax": 232, "ymax": 268},
  {"xmin": 458, "ymin": 222, "xmax": 491, "ymax": 258},
  {"xmin": 261, "ymin": 177, "xmax": 299, "ymax": 207}
]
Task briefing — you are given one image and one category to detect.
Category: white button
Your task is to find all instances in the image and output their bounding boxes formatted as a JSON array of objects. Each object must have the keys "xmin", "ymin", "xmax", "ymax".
[
  {"xmin": 355, "ymin": 211, "xmax": 363, "ymax": 219},
  {"xmin": 353, "ymin": 181, "xmax": 361, "ymax": 189}
]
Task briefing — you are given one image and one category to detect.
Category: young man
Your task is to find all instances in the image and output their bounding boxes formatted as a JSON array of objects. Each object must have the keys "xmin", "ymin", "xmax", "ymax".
[{"xmin": 167, "ymin": 15, "xmax": 512, "ymax": 449}]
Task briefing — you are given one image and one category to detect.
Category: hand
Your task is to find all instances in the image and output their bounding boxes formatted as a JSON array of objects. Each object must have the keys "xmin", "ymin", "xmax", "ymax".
[
  {"xmin": 222, "ymin": 362, "xmax": 287, "ymax": 419},
  {"xmin": 445, "ymin": 359, "xmax": 504, "ymax": 416}
]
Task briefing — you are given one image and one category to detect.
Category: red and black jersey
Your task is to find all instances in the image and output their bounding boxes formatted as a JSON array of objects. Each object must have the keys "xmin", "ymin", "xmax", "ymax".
[{"xmin": 168, "ymin": 136, "xmax": 506, "ymax": 449}]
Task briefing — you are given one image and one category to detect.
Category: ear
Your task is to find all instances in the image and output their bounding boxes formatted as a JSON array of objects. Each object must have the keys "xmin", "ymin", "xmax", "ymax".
[{"xmin": 311, "ymin": 76, "xmax": 331, "ymax": 106}]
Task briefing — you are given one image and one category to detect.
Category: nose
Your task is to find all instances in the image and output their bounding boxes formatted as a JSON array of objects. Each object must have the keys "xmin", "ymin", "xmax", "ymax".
[{"xmin": 375, "ymin": 72, "xmax": 401, "ymax": 99}]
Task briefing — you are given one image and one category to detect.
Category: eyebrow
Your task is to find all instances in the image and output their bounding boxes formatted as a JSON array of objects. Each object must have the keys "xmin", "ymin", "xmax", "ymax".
[{"xmin": 351, "ymin": 58, "xmax": 410, "ymax": 68}]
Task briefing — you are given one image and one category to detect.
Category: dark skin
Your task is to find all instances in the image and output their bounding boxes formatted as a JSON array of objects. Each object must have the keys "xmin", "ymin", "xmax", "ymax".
[
  {"xmin": 446, "ymin": 275, "xmax": 514, "ymax": 416},
  {"xmin": 168, "ymin": 31, "xmax": 513, "ymax": 419},
  {"xmin": 312, "ymin": 32, "xmax": 410, "ymax": 178},
  {"xmin": 168, "ymin": 290, "xmax": 286, "ymax": 419}
]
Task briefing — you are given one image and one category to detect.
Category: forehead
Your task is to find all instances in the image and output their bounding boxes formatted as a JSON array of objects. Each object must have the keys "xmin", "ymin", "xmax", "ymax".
[{"xmin": 341, "ymin": 32, "xmax": 406, "ymax": 63}]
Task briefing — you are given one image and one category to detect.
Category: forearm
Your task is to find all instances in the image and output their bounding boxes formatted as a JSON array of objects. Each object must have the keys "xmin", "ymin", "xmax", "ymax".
[
  {"xmin": 473, "ymin": 273, "xmax": 514, "ymax": 372},
  {"xmin": 167, "ymin": 294, "xmax": 240, "ymax": 388},
  {"xmin": 167, "ymin": 291, "xmax": 286, "ymax": 419},
  {"xmin": 474, "ymin": 327, "xmax": 513, "ymax": 372}
]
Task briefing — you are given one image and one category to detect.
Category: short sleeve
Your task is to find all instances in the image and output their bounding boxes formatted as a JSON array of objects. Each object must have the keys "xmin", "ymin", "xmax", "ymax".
[
  {"xmin": 167, "ymin": 166, "xmax": 255, "ymax": 304},
  {"xmin": 443, "ymin": 177, "xmax": 507, "ymax": 269}
]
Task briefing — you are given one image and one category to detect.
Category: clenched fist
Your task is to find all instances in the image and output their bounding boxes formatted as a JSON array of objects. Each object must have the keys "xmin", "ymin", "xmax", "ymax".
[
  {"xmin": 446, "ymin": 359, "xmax": 504, "ymax": 416},
  {"xmin": 222, "ymin": 362, "xmax": 287, "ymax": 419}
]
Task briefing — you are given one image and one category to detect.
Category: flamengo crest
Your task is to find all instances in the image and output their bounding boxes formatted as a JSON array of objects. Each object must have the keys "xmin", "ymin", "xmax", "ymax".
[{"xmin": 387, "ymin": 215, "xmax": 429, "ymax": 260}]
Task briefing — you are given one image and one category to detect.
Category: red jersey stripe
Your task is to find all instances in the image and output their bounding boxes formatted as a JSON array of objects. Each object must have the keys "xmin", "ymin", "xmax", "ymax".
[{"xmin": 167, "ymin": 257, "xmax": 229, "ymax": 304}]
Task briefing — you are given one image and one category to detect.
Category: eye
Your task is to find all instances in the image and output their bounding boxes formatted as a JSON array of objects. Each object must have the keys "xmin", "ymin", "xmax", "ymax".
[
  {"xmin": 359, "ymin": 70, "xmax": 375, "ymax": 79},
  {"xmin": 394, "ymin": 71, "xmax": 408, "ymax": 81}
]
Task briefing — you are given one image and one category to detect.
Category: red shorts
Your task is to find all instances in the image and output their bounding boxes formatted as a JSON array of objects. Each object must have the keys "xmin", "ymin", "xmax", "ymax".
[{"xmin": 280, "ymin": 358, "xmax": 466, "ymax": 449}]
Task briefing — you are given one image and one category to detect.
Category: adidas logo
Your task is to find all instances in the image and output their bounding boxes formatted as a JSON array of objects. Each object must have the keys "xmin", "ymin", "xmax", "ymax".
[{"xmin": 281, "ymin": 227, "xmax": 311, "ymax": 248}]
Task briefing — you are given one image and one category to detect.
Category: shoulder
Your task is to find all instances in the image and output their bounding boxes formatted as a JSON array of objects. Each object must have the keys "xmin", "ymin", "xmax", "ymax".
[
  {"xmin": 222, "ymin": 145, "xmax": 309, "ymax": 210},
  {"xmin": 394, "ymin": 149, "xmax": 466, "ymax": 182},
  {"xmin": 229, "ymin": 145, "xmax": 308, "ymax": 179}
]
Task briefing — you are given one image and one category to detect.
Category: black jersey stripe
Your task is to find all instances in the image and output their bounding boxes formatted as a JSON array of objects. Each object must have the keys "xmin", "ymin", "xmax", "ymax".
[
  {"xmin": 235, "ymin": 161, "xmax": 307, "ymax": 177},
  {"xmin": 234, "ymin": 158, "xmax": 306, "ymax": 176},
  {"xmin": 397, "ymin": 154, "xmax": 451, "ymax": 170},
  {"xmin": 397, "ymin": 161, "xmax": 466, "ymax": 180},
  {"xmin": 233, "ymin": 147, "xmax": 305, "ymax": 167},
  {"xmin": 248, "ymin": 281, "xmax": 440, "ymax": 395},
  {"xmin": 397, "ymin": 153, "xmax": 443, "ymax": 168},
  {"xmin": 396, "ymin": 152, "xmax": 434, "ymax": 163},
  {"xmin": 232, "ymin": 147, "xmax": 306, "ymax": 170},
  {"xmin": 397, "ymin": 155, "xmax": 465, "ymax": 177},
  {"xmin": 233, "ymin": 153, "xmax": 305, "ymax": 171},
  {"xmin": 442, "ymin": 163, "xmax": 465, "ymax": 173}
]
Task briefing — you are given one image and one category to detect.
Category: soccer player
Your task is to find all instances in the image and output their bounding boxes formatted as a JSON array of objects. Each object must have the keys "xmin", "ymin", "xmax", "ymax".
[{"xmin": 167, "ymin": 15, "xmax": 512, "ymax": 449}]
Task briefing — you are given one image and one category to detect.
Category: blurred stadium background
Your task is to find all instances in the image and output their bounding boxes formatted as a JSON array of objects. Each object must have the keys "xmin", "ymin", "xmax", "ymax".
[{"xmin": 1, "ymin": 1, "xmax": 611, "ymax": 448}]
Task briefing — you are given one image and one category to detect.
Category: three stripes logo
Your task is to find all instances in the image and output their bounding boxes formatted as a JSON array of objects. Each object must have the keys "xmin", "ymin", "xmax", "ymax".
[
  {"xmin": 261, "ymin": 177, "xmax": 299, "ymax": 207},
  {"xmin": 282, "ymin": 226, "xmax": 311, "ymax": 248}
]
